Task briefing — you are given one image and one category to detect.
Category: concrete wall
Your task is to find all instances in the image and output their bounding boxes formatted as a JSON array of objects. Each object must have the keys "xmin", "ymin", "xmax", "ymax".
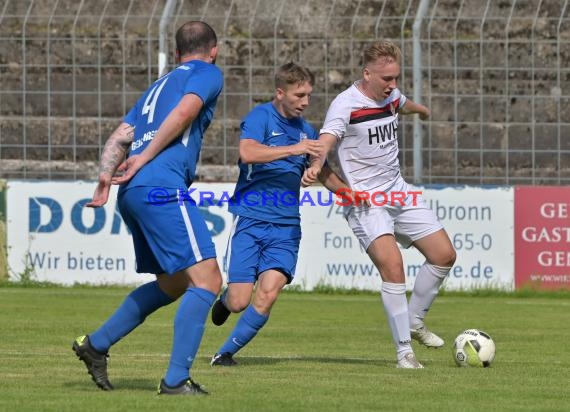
[{"xmin": 1, "ymin": 0, "xmax": 569, "ymax": 183}]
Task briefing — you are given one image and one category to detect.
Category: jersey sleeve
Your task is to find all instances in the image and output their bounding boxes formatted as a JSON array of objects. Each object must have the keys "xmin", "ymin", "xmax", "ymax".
[
  {"xmin": 240, "ymin": 106, "xmax": 267, "ymax": 143},
  {"xmin": 320, "ymin": 96, "xmax": 349, "ymax": 140},
  {"xmin": 395, "ymin": 89, "xmax": 407, "ymax": 108},
  {"xmin": 184, "ymin": 65, "xmax": 224, "ymax": 105},
  {"xmin": 123, "ymin": 105, "xmax": 137, "ymax": 126}
]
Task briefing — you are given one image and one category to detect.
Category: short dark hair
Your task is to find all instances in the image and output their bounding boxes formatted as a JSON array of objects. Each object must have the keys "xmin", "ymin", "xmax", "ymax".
[
  {"xmin": 175, "ymin": 21, "xmax": 217, "ymax": 56},
  {"xmin": 275, "ymin": 62, "xmax": 315, "ymax": 89}
]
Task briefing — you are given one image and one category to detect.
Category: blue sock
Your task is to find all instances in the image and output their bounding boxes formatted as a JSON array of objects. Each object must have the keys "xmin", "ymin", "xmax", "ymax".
[
  {"xmin": 218, "ymin": 305, "xmax": 268, "ymax": 355},
  {"xmin": 90, "ymin": 281, "xmax": 174, "ymax": 352},
  {"xmin": 164, "ymin": 287, "xmax": 216, "ymax": 387}
]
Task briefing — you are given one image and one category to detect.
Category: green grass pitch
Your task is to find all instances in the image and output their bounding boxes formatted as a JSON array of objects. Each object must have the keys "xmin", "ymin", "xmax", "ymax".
[{"xmin": 0, "ymin": 285, "xmax": 568, "ymax": 411}]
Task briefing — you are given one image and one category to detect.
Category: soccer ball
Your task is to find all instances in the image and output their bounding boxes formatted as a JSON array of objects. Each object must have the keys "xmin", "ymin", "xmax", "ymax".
[{"xmin": 453, "ymin": 329, "xmax": 496, "ymax": 367}]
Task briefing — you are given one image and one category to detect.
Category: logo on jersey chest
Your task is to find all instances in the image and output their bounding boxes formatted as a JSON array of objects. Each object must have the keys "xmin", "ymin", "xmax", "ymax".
[
  {"xmin": 367, "ymin": 119, "xmax": 398, "ymax": 145},
  {"xmin": 268, "ymin": 130, "xmax": 307, "ymax": 143}
]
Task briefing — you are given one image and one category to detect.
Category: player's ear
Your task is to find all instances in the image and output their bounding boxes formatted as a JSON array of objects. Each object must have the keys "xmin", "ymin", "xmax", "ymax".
[
  {"xmin": 209, "ymin": 45, "xmax": 218, "ymax": 64},
  {"xmin": 363, "ymin": 67, "xmax": 371, "ymax": 81},
  {"xmin": 275, "ymin": 87, "xmax": 285, "ymax": 100}
]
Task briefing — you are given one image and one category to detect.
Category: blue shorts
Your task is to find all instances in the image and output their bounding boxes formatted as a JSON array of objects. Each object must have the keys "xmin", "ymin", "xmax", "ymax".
[
  {"xmin": 224, "ymin": 216, "xmax": 301, "ymax": 284},
  {"xmin": 118, "ymin": 187, "xmax": 216, "ymax": 275}
]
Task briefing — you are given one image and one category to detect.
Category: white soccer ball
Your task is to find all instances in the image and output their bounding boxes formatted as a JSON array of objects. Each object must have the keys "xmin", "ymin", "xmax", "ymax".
[{"xmin": 453, "ymin": 329, "xmax": 496, "ymax": 367}]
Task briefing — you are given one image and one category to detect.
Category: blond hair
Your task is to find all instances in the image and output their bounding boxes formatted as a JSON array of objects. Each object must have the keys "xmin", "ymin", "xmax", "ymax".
[{"xmin": 363, "ymin": 40, "xmax": 402, "ymax": 67}]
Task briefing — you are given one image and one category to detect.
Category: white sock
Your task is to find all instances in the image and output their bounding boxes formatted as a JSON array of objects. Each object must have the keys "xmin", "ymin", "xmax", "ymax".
[
  {"xmin": 408, "ymin": 262, "xmax": 450, "ymax": 330},
  {"xmin": 381, "ymin": 282, "xmax": 412, "ymax": 359}
]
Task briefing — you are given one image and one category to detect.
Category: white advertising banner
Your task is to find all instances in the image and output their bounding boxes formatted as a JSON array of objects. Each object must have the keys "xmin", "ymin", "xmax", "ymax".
[
  {"xmin": 6, "ymin": 182, "xmax": 514, "ymax": 290},
  {"xmin": 6, "ymin": 181, "xmax": 235, "ymax": 285},
  {"xmin": 297, "ymin": 186, "xmax": 514, "ymax": 291}
]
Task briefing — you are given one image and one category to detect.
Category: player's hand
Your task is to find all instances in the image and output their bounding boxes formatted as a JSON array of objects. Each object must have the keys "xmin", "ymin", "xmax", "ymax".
[
  {"xmin": 351, "ymin": 190, "xmax": 371, "ymax": 208},
  {"xmin": 301, "ymin": 165, "xmax": 321, "ymax": 187},
  {"xmin": 111, "ymin": 155, "xmax": 146, "ymax": 185},
  {"xmin": 86, "ymin": 178, "xmax": 111, "ymax": 208},
  {"xmin": 419, "ymin": 109, "xmax": 431, "ymax": 121},
  {"xmin": 337, "ymin": 187, "xmax": 371, "ymax": 208},
  {"xmin": 293, "ymin": 139, "xmax": 323, "ymax": 157}
]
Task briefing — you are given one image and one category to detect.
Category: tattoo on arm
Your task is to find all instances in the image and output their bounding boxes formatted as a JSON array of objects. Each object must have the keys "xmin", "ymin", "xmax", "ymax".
[{"xmin": 99, "ymin": 123, "xmax": 134, "ymax": 177}]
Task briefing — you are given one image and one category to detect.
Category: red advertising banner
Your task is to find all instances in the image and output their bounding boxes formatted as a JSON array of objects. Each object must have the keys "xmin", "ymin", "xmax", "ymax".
[{"xmin": 514, "ymin": 186, "xmax": 570, "ymax": 290}]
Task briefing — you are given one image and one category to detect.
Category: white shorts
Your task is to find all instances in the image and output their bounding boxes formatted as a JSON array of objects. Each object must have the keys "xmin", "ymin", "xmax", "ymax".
[{"xmin": 345, "ymin": 182, "xmax": 443, "ymax": 251}]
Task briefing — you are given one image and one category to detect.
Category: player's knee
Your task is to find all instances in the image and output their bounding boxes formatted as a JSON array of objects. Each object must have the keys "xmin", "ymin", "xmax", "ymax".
[
  {"xmin": 208, "ymin": 274, "xmax": 223, "ymax": 295},
  {"xmin": 438, "ymin": 248, "xmax": 457, "ymax": 268},
  {"xmin": 446, "ymin": 249, "xmax": 457, "ymax": 267},
  {"xmin": 188, "ymin": 258, "xmax": 223, "ymax": 294},
  {"xmin": 191, "ymin": 271, "xmax": 222, "ymax": 295},
  {"xmin": 225, "ymin": 294, "xmax": 250, "ymax": 313},
  {"xmin": 427, "ymin": 241, "xmax": 457, "ymax": 268},
  {"xmin": 227, "ymin": 301, "xmax": 249, "ymax": 313},
  {"xmin": 379, "ymin": 263, "xmax": 405, "ymax": 283},
  {"xmin": 253, "ymin": 290, "xmax": 279, "ymax": 313}
]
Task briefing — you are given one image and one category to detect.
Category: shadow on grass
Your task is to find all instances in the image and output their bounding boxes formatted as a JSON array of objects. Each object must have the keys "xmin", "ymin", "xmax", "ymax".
[
  {"xmin": 65, "ymin": 378, "xmax": 158, "ymax": 392},
  {"xmin": 223, "ymin": 355, "xmax": 393, "ymax": 368},
  {"xmin": 66, "ymin": 355, "xmax": 417, "ymax": 392}
]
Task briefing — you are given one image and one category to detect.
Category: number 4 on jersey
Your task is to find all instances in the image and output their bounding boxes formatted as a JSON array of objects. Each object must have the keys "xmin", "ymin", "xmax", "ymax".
[{"xmin": 142, "ymin": 78, "xmax": 168, "ymax": 124}]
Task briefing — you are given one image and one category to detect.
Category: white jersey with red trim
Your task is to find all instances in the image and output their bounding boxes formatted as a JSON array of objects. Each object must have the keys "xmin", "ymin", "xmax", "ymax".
[{"xmin": 320, "ymin": 83, "xmax": 407, "ymax": 193}]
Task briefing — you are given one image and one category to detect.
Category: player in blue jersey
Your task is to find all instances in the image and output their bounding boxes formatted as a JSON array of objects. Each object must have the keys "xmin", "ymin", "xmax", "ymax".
[
  {"xmin": 72, "ymin": 21, "xmax": 223, "ymax": 395},
  {"xmin": 209, "ymin": 62, "xmax": 346, "ymax": 366}
]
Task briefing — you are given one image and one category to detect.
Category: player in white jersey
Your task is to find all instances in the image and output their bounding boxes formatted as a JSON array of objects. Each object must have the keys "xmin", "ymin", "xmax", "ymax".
[{"xmin": 303, "ymin": 40, "xmax": 456, "ymax": 369}]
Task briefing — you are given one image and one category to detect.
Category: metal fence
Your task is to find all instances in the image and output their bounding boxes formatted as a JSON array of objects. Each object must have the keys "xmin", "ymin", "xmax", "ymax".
[{"xmin": 1, "ymin": 0, "xmax": 569, "ymax": 184}]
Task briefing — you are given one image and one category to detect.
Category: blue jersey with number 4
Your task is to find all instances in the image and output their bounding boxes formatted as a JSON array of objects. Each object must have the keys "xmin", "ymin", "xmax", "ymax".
[
  {"xmin": 122, "ymin": 60, "xmax": 223, "ymax": 189},
  {"xmin": 229, "ymin": 102, "xmax": 318, "ymax": 224}
]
